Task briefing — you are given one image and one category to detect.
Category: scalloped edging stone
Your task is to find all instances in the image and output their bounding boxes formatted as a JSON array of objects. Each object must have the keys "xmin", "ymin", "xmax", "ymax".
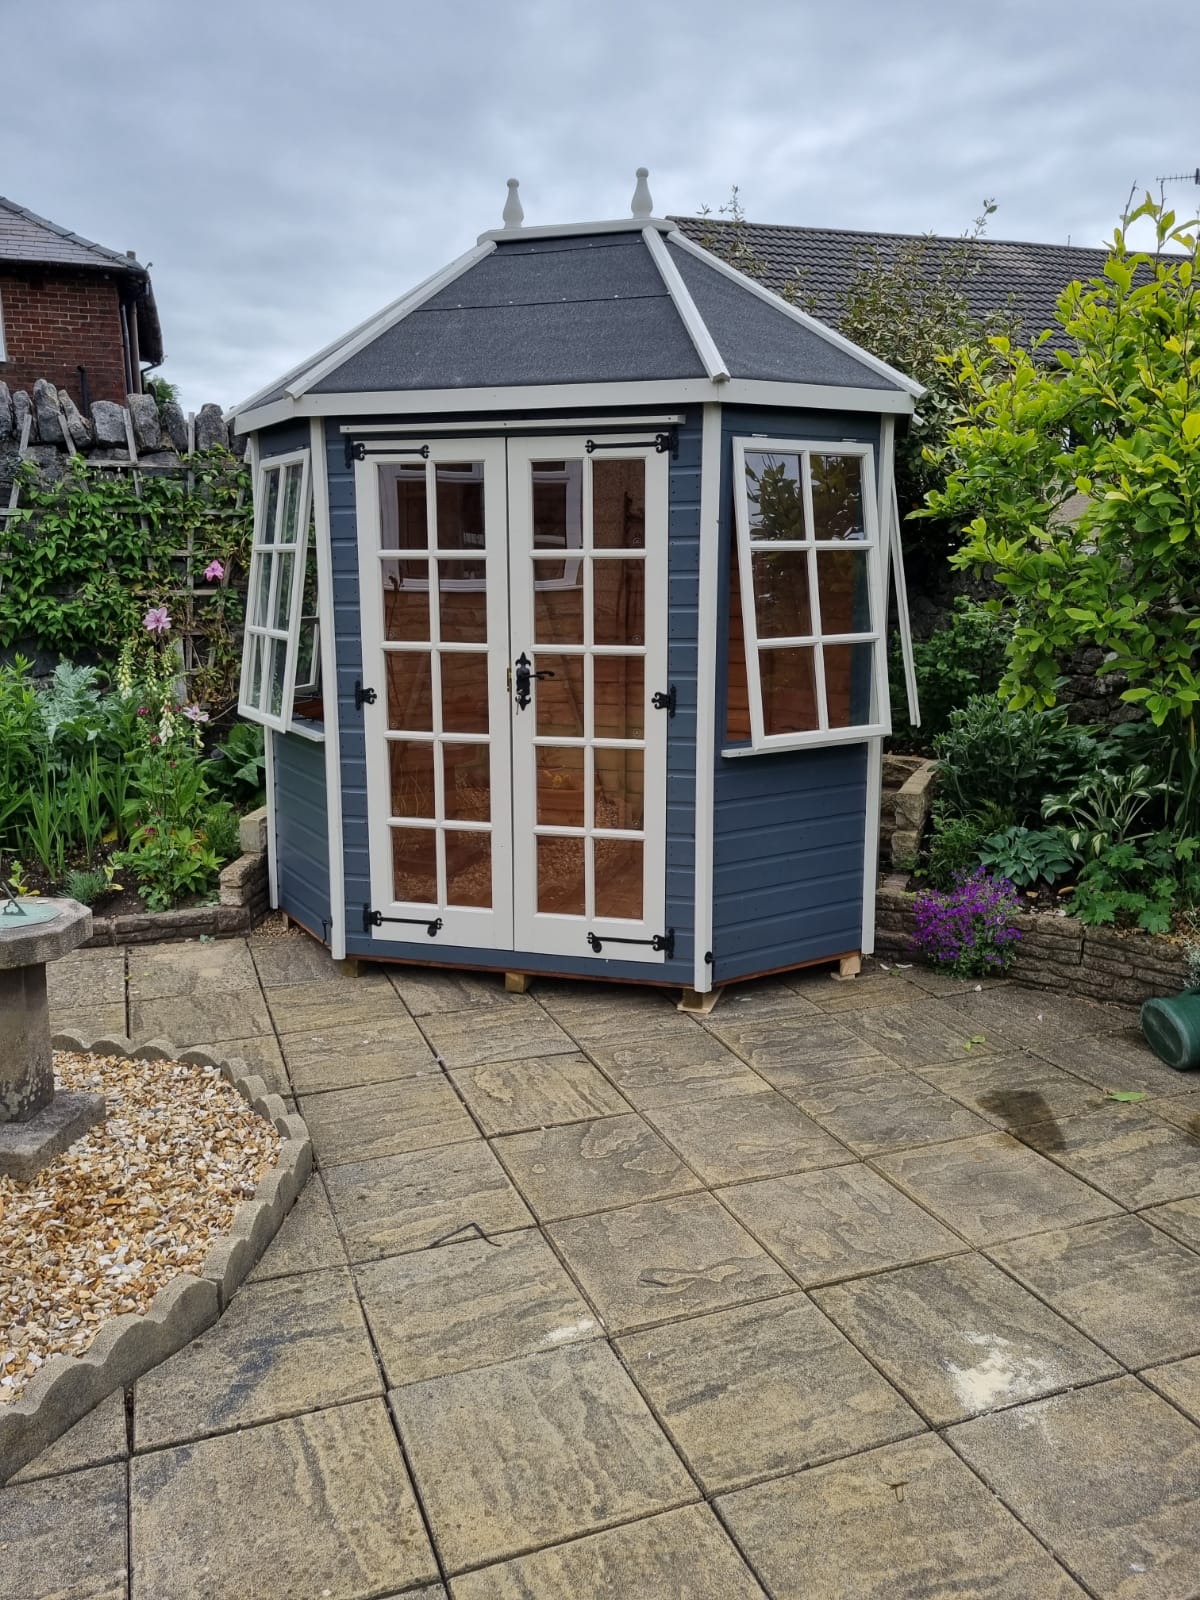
[{"xmin": 0, "ymin": 1034, "xmax": 313, "ymax": 1485}]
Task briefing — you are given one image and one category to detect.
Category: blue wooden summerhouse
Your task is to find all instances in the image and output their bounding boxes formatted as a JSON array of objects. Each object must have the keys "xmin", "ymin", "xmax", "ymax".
[{"xmin": 232, "ymin": 172, "xmax": 921, "ymax": 998}]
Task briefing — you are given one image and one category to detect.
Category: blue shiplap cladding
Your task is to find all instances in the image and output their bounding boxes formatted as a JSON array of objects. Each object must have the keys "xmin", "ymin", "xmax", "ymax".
[
  {"xmin": 258, "ymin": 420, "xmax": 311, "ymax": 458},
  {"xmin": 710, "ymin": 405, "xmax": 881, "ymax": 983},
  {"xmin": 325, "ymin": 407, "xmax": 701, "ymax": 982},
  {"xmin": 273, "ymin": 731, "xmax": 330, "ymax": 939}
]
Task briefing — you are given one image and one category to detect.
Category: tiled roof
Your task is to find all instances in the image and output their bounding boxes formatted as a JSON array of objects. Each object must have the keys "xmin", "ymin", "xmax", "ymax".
[
  {"xmin": 0, "ymin": 194, "xmax": 147, "ymax": 275},
  {"xmin": 670, "ymin": 217, "xmax": 1113, "ymax": 340}
]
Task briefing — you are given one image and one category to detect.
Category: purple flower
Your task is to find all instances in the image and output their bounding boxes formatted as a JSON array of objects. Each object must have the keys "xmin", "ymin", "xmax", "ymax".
[
  {"xmin": 143, "ymin": 606, "xmax": 171, "ymax": 633},
  {"xmin": 182, "ymin": 704, "xmax": 209, "ymax": 723},
  {"xmin": 910, "ymin": 870, "xmax": 1022, "ymax": 979},
  {"xmin": 203, "ymin": 559, "xmax": 225, "ymax": 582}
]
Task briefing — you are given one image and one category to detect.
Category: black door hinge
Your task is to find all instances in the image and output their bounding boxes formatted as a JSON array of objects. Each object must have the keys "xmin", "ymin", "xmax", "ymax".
[
  {"xmin": 344, "ymin": 439, "xmax": 367, "ymax": 467},
  {"xmin": 363, "ymin": 905, "xmax": 443, "ymax": 938},
  {"xmin": 354, "ymin": 680, "xmax": 377, "ymax": 710},
  {"xmin": 651, "ymin": 685, "xmax": 676, "ymax": 716},
  {"xmin": 586, "ymin": 928, "xmax": 675, "ymax": 960},
  {"xmin": 584, "ymin": 428, "xmax": 677, "ymax": 458}
]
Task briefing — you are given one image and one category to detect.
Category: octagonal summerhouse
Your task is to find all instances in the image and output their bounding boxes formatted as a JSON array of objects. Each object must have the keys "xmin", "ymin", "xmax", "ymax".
[{"xmin": 231, "ymin": 172, "xmax": 922, "ymax": 1000}]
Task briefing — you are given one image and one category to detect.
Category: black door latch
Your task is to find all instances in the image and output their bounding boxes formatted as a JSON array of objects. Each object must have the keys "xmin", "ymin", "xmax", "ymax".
[{"xmin": 513, "ymin": 651, "xmax": 555, "ymax": 711}]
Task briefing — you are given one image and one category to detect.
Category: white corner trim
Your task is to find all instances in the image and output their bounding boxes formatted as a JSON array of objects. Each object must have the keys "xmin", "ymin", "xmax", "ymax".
[
  {"xmin": 264, "ymin": 729, "xmax": 279, "ymax": 911},
  {"xmin": 692, "ymin": 403, "xmax": 722, "ymax": 993},
  {"xmin": 310, "ymin": 417, "xmax": 347, "ymax": 959},
  {"xmin": 642, "ymin": 227, "xmax": 729, "ymax": 383},
  {"xmin": 476, "ymin": 216, "xmax": 675, "ymax": 244},
  {"xmin": 861, "ymin": 736, "xmax": 882, "ymax": 955},
  {"xmin": 667, "ymin": 231, "xmax": 926, "ymax": 400}
]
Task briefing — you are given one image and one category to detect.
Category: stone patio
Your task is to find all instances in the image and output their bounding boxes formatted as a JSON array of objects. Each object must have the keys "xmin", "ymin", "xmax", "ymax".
[{"xmin": 7, "ymin": 930, "xmax": 1200, "ymax": 1597}]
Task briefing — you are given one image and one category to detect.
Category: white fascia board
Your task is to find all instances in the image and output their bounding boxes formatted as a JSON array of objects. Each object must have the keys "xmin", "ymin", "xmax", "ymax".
[
  {"xmin": 476, "ymin": 216, "xmax": 675, "ymax": 245},
  {"xmin": 720, "ymin": 379, "xmax": 914, "ymax": 415},
  {"xmin": 642, "ymin": 227, "xmax": 730, "ymax": 383},
  {"xmin": 668, "ymin": 232, "xmax": 926, "ymax": 401}
]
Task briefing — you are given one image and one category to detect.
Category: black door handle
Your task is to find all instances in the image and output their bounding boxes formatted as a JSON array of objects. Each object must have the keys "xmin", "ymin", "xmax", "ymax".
[{"xmin": 513, "ymin": 651, "xmax": 555, "ymax": 711}]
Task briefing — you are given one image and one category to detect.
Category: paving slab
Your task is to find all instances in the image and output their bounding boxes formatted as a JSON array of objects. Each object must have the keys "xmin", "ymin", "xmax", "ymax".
[
  {"xmin": 532, "ymin": 977, "xmax": 678, "ymax": 1025},
  {"xmin": 390, "ymin": 1342, "xmax": 696, "ymax": 1573},
  {"xmin": 266, "ymin": 976, "xmax": 405, "ymax": 1036},
  {"xmin": 790, "ymin": 1068, "xmax": 993, "ymax": 1154},
  {"xmin": 1145, "ymin": 1090, "xmax": 1200, "ymax": 1139},
  {"xmin": 133, "ymin": 1266, "xmax": 381, "ymax": 1450},
  {"xmin": 717, "ymin": 1433, "xmax": 1085, "ymax": 1599},
  {"xmin": 874, "ymin": 1131, "xmax": 1121, "ymax": 1246},
  {"xmin": 701, "ymin": 978, "xmax": 821, "ymax": 1021},
  {"xmin": 492, "ymin": 1112, "xmax": 701, "ymax": 1220},
  {"xmin": 46, "ymin": 947, "xmax": 126, "ymax": 1009},
  {"xmin": 917, "ymin": 1053, "xmax": 1107, "ymax": 1129},
  {"xmin": 644, "ymin": 1089, "xmax": 851, "ymax": 1184},
  {"xmin": 247, "ymin": 1177, "xmax": 348, "ymax": 1281},
  {"xmin": 947, "ymin": 986, "xmax": 1132, "ymax": 1045},
  {"xmin": 323, "ymin": 1141, "xmax": 533, "ymax": 1261},
  {"xmin": 584, "ymin": 1032, "xmax": 767, "ymax": 1110},
  {"xmin": 990, "ymin": 1213, "xmax": 1200, "ymax": 1368},
  {"xmin": 449, "ymin": 1503, "xmax": 762, "ymax": 1599},
  {"xmin": 792, "ymin": 969, "xmax": 924, "ymax": 1013},
  {"xmin": 549, "ymin": 1192, "xmax": 791, "ymax": 1332},
  {"xmin": 1030, "ymin": 1025, "xmax": 1200, "ymax": 1097},
  {"xmin": 389, "ymin": 965, "xmax": 530, "ymax": 1015},
  {"xmin": 421, "ymin": 1006, "xmax": 577, "ymax": 1068},
  {"xmin": 280, "ymin": 1015, "xmax": 437, "ymax": 1094},
  {"xmin": 10, "ymin": 1388, "xmax": 128, "ymax": 1484},
  {"xmin": 127, "ymin": 938, "xmax": 259, "ymax": 999},
  {"xmin": 300, "ymin": 1073, "xmax": 477, "ymax": 1167},
  {"xmin": 814, "ymin": 1252, "xmax": 1119, "ymax": 1427},
  {"xmin": 249, "ymin": 932, "xmax": 364, "ymax": 988},
  {"xmin": 618, "ymin": 1294, "xmax": 921, "ymax": 1492},
  {"xmin": 1017, "ymin": 1103, "xmax": 1200, "ymax": 1208},
  {"xmin": 0, "ymin": 1461, "xmax": 128, "ymax": 1600},
  {"xmin": 449, "ymin": 1053, "xmax": 628, "ymax": 1134},
  {"xmin": 949, "ymin": 1378, "xmax": 1200, "ymax": 1600},
  {"xmin": 720, "ymin": 1164, "xmax": 966, "ymax": 1286},
  {"xmin": 185, "ymin": 1031, "xmax": 287, "ymax": 1092},
  {"xmin": 48, "ymin": 1001, "xmax": 128, "ymax": 1039},
  {"xmin": 842, "ymin": 1004, "xmax": 1010, "ymax": 1068},
  {"xmin": 357, "ymin": 1229, "xmax": 599, "ymax": 1385},
  {"xmin": 703, "ymin": 1014, "xmax": 896, "ymax": 1089},
  {"xmin": 129, "ymin": 988, "xmax": 272, "ymax": 1045},
  {"xmin": 1142, "ymin": 1355, "xmax": 1200, "ymax": 1425},
  {"xmin": 898, "ymin": 967, "xmax": 1009, "ymax": 997},
  {"xmin": 1140, "ymin": 1192, "xmax": 1200, "ymax": 1251},
  {"xmin": 130, "ymin": 1400, "xmax": 436, "ymax": 1600}
]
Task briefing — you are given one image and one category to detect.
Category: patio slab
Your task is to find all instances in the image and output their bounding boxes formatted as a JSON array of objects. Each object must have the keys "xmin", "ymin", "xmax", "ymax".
[
  {"xmin": 130, "ymin": 1401, "xmax": 436, "ymax": 1600},
  {"xmin": 720, "ymin": 1164, "xmax": 966, "ymax": 1286},
  {"xmin": 388, "ymin": 965, "xmax": 528, "ymax": 1015},
  {"xmin": 705, "ymin": 1014, "xmax": 896, "ymax": 1089},
  {"xmin": 813, "ymin": 1253, "xmax": 1119, "ymax": 1427},
  {"xmin": 947, "ymin": 986, "xmax": 1130, "ymax": 1046},
  {"xmin": 917, "ymin": 1053, "xmax": 1107, "ymax": 1129},
  {"xmin": 990, "ymin": 1213, "xmax": 1200, "ymax": 1368},
  {"xmin": 449, "ymin": 1052, "xmax": 628, "ymax": 1134},
  {"xmin": 449, "ymin": 1504, "xmax": 762, "ymax": 1599},
  {"xmin": 949, "ymin": 1378, "xmax": 1200, "ymax": 1600},
  {"xmin": 247, "ymin": 1177, "xmax": 348, "ymax": 1281},
  {"xmin": 1017, "ymin": 1103, "xmax": 1200, "ymax": 1208},
  {"xmin": 492, "ymin": 1112, "xmax": 701, "ymax": 1221},
  {"xmin": 789, "ymin": 1068, "xmax": 992, "ymax": 1154},
  {"xmin": 1140, "ymin": 1192, "xmax": 1200, "ymax": 1251},
  {"xmin": 617, "ymin": 1294, "xmax": 921, "ymax": 1491},
  {"xmin": 583, "ymin": 1033, "xmax": 767, "ymax": 1110},
  {"xmin": 0, "ymin": 1462, "xmax": 128, "ymax": 1600},
  {"xmin": 127, "ymin": 938, "xmax": 259, "ymax": 999},
  {"xmin": 356, "ymin": 1229, "xmax": 599, "ymax": 1385},
  {"xmin": 280, "ymin": 1015, "xmax": 436, "ymax": 1094},
  {"xmin": 843, "ymin": 1005, "xmax": 1008, "ymax": 1068},
  {"xmin": 46, "ymin": 947, "xmax": 127, "ymax": 1009},
  {"xmin": 10, "ymin": 1389, "xmax": 128, "ymax": 1484},
  {"xmin": 265, "ymin": 976, "xmax": 405, "ymax": 1036},
  {"xmin": 718, "ymin": 1434, "xmax": 1085, "ymax": 1599},
  {"xmin": 1031, "ymin": 1023, "xmax": 1200, "ymax": 1097},
  {"xmin": 873, "ymin": 1131, "xmax": 1121, "ymax": 1246},
  {"xmin": 187, "ymin": 1031, "xmax": 287, "ymax": 1092},
  {"xmin": 249, "ymin": 932, "xmax": 364, "ymax": 988},
  {"xmin": 390, "ymin": 1342, "xmax": 696, "ymax": 1574},
  {"xmin": 421, "ymin": 1005, "xmax": 577, "ymax": 1068},
  {"xmin": 129, "ymin": 988, "xmax": 272, "ymax": 1045},
  {"xmin": 793, "ymin": 969, "xmax": 924, "ymax": 1013},
  {"xmin": 548, "ymin": 1192, "xmax": 790, "ymax": 1332},
  {"xmin": 644, "ymin": 1088, "xmax": 851, "ymax": 1184},
  {"xmin": 300, "ymin": 1073, "xmax": 477, "ymax": 1166},
  {"xmin": 49, "ymin": 1001, "xmax": 127, "ymax": 1037},
  {"xmin": 1142, "ymin": 1355, "xmax": 1200, "ymax": 1425}
]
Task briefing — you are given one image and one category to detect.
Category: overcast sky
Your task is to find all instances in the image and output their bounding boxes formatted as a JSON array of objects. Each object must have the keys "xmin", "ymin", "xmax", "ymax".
[{"xmin": 11, "ymin": 0, "xmax": 1198, "ymax": 410}]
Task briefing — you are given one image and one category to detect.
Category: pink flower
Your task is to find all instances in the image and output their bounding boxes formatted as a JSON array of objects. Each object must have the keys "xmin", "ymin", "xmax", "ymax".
[
  {"xmin": 203, "ymin": 559, "xmax": 225, "ymax": 582},
  {"xmin": 183, "ymin": 705, "xmax": 209, "ymax": 723},
  {"xmin": 143, "ymin": 606, "xmax": 171, "ymax": 633},
  {"xmin": 136, "ymin": 706, "xmax": 149, "ymax": 717}
]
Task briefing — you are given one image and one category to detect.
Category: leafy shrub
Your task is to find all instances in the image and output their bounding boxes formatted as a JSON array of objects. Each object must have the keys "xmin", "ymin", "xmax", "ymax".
[
  {"xmin": 978, "ymin": 826, "xmax": 1077, "ymax": 890},
  {"xmin": 925, "ymin": 813, "xmax": 990, "ymax": 890},
  {"xmin": 910, "ymin": 870, "xmax": 1023, "ymax": 976},
  {"xmin": 934, "ymin": 696, "xmax": 1095, "ymax": 825},
  {"xmin": 208, "ymin": 721, "xmax": 266, "ymax": 807},
  {"xmin": 200, "ymin": 802, "xmax": 242, "ymax": 865},
  {"xmin": 1043, "ymin": 766, "xmax": 1166, "ymax": 858},
  {"xmin": 890, "ymin": 599, "xmax": 1009, "ymax": 753},
  {"xmin": 65, "ymin": 867, "xmax": 109, "ymax": 906},
  {"xmin": 1067, "ymin": 832, "xmax": 1200, "ymax": 934},
  {"xmin": 113, "ymin": 824, "xmax": 221, "ymax": 911}
]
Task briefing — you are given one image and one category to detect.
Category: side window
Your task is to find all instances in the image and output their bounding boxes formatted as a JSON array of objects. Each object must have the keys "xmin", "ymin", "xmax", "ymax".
[{"xmin": 239, "ymin": 449, "xmax": 321, "ymax": 733}]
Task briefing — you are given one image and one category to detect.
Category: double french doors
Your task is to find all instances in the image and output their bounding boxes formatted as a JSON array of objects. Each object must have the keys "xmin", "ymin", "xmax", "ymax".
[{"xmin": 356, "ymin": 436, "xmax": 669, "ymax": 963}]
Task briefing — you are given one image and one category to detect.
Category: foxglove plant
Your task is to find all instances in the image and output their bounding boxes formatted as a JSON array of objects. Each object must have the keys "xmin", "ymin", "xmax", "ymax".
[{"xmin": 911, "ymin": 870, "xmax": 1022, "ymax": 977}]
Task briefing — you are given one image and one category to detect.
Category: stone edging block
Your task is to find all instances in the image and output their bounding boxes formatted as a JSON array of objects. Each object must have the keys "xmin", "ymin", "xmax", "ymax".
[{"xmin": 0, "ymin": 1034, "xmax": 313, "ymax": 1485}]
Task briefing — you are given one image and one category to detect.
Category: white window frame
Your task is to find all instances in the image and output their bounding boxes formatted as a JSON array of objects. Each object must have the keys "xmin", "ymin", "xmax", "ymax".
[
  {"xmin": 239, "ymin": 447, "xmax": 314, "ymax": 733},
  {"xmin": 729, "ymin": 436, "xmax": 890, "ymax": 752}
]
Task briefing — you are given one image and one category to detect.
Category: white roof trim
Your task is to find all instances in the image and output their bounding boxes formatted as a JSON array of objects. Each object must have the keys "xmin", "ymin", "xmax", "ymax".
[
  {"xmin": 667, "ymin": 230, "xmax": 926, "ymax": 400},
  {"xmin": 641, "ymin": 226, "xmax": 729, "ymax": 383},
  {"xmin": 476, "ymin": 216, "xmax": 675, "ymax": 245}
]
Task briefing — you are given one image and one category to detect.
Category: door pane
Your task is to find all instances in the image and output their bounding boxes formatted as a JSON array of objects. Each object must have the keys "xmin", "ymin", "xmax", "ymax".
[
  {"xmin": 443, "ymin": 744, "xmax": 491, "ymax": 822},
  {"xmin": 532, "ymin": 462, "xmax": 583, "ymax": 550},
  {"xmin": 435, "ymin": 465, "xmax": 486, "ymax": 551},
  {"xmin": 252, "ymin": 555, "xmax": 273, "ymax": 626},
  {"xmin": 382, "ymin": 466, "xmax": 428, "ymax": 550},
  {"xmin": 537, "ymin": 746, "xmax": 585, "ymax": 828},
  {"xmin": 446, "ymin": 832, "xmax": 491, "ymax": 908},
  {"xmin": 386, "ymin": 653, "xmax": 434, "ymax": 731},
  {"xmin": 594, "ymin": 839, "xmax": 643, "ymax": 920},
  {"xmin": 538, "ymin": 836, "xmax": 585, "ymax": 915},
  {"xmin": 817, "ymin": 551, "xmax": 872, "ymax": 634},
  {"xmin": 811, "ymin": 454, "xmax": 866, "ymax": 542},
  {"xmin": 760, "ymin": 647, "xmax": 819, "ymax": 736},
  {"xmin": 594, "ymin": 748, "xmax": 644, "ymax": 831},
  {"xmin": 533, "ymin": 560, "xmax": 584, "ymax": 644},
  {"xmin": 259, "ymin": 468, "xmax": 281, "ymax": 544},
  {"xmin": 441, "ymin": 653, "xmax": 489, "ymax": 734},
  {"xmin": 824, "ymin": 642, "xmax": 876, "ymax": 728},
  {"xmin": 392, "ymin": 828, "xmax": 437, "ymax": 903},
  {"xmin": 269, "ymin": 643, "xmax": 287, "ymax": 716},
  {"xmin": 752, "ymin": 552, "xmax": 812, "ymax": 639},
  {"xmin": 745, "ymin": 451, "xmax": 803, "ymax": 540},
  {"xmin": 273, "ymin": 550, "xmax": 295, "ymax": 630},
  {"xmin": 388, "ymin": 741, "xmax": 435, "ymax": 819},
  {"xmin": 593, "ymin": 560, "xmax": 644, "ymax": 646},
  {"xmin": 437, "ymin": 561, "xmax": 488, "ymax": 643},
  {"xmin": 382, "ymin": 560, "xmax": 430, "ymax": 642},
  {"xmin": 281, "ymin": 462, "xmax": 304, "ymax": 543},
  {"xmin": 592, "ymin": 459, "xmax": 645, "ymax": 549},
  {"xmin": 593, "ymin": 656, "xmax": 644, "ymax": 739},
  {"xmin": 535, "ymin": 654, "xmax": 584, "ymax": 737}
]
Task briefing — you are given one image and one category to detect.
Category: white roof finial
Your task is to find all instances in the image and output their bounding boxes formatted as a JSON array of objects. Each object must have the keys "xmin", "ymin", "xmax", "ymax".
[
  {"xmin": 502, "ymin": 178, "xmax": 524, "ymax": 229},
  {"xmin": 631, "ymin": 167, "xmax": 654, "ymax": 219}
]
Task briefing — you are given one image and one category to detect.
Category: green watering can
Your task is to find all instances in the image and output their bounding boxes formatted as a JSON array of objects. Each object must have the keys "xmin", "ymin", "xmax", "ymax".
[{"xmin": 1141, "ymin": 991, "xmax": 1200, "ymax": 1072}]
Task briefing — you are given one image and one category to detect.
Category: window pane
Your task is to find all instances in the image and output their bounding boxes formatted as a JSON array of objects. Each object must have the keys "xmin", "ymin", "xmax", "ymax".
[
  {"xmin": 817, "ymin": 551, "xmax": 872, "ymax": 634},
  {"xmin": 811, "ymin": 454, "xmax": 866, "ymax": 542},
  {"xmin": 594, "ymin": 748, "xmax": 643, "ymax": 831},
  {"xmin": 273, "ymin": 551, "xmax": 295, "ymax": 631},
  {"xmin": 437, "ymin": 560, "xmax": 488, "ymax": 643},
  {"xmin": 534, "ymin": 560, "xmax": 583, "ymax": 645},
  {"xmin": 745, "ymin": 451, "xmax": 804, "ymax": 541},
  {"xmin": 725, "ymin": 553, "xmax": 752, "ymax": 744},
  {"xmin": 594, "ymin": 838, "xmax": 642, "ymax": 920},
  {"xmin": 388, "ymin": 741, "xmax": 435, "ymax": 819},
  {"xmin": 383, "ymin": 559, "xmax": 430, "ymax": 642},
  {"xmin": 538, "ymin": 836, "xmax": 585, "ymax": 915},
  {"xmin": 751, "ymin": 552, "xmax": 812, "ymax": 639},
  {"xmin": 443, "ymin": 744, "xmax": 490, "ymax": 822},
  {"xmin": 824, "ymin": 642, "xmax": 876, "ymax": 728},
  {"xmin": 537, "ymin": 746, "xmax": 585, "ymax": 828},
  {"xmin": 392, "ymin": 828, "xmax": 437, "ymax": 903},
  {"xmin": 593, "ymin": 656, "xmax": 644, "ymax": 739},
  {"xmin": 434, "ymin": 464, "xmax": 485, "ymax": 551},
  {"xmin": 593, "ymin": 560, "xmax": 644, "ymax": 647},
  {"xmin": 760, "ymin": 647, "xmax": 819, "ymax": 736},
  {"xmin": 252, "ymin": 554, "xmax": 273, "ymax": 626},
  {"xmin": 535, "ymin": 654, "xmax": 584, "ymax": 738},
  {"xmin": 593, "ymin": 459, "xmax": 645, "ymax": 549},
  {"xmin": 269, "ymin": 641, "xmax": 287, "ymax": 717},
  {"xmin": 280, "ymin": 462, "xmax": 304, "ymax": 543},
  {"xmin": 386, "ymin": 652, "xmax": 433, "ymax": 732},
  {"xmin": 382, "ymin": 466, "xmax": 428, "ymax": 550},
  {"xmin": 532, "ymin": 461, "xmax": 583, "ymax": 551},
  {"xmin": 243, "ymin": 634, "xmax": 262, "ymax": 710},
  {"xmin": 258, "ymin": 467, "xmax": 281, "ymax": 544},
  {"xmin": 441, "ymin": 653, "xmax": 489, "ymax": 734},
  {"xmin": 446, "ymin": 832, "xmax": 491, "ymax": 908}
]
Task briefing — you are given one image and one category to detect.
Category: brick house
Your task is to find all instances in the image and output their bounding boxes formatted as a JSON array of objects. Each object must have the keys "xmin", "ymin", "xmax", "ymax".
[{"xmin": 0, "ymin": 195, "xmax": 163, "ymax": 408}]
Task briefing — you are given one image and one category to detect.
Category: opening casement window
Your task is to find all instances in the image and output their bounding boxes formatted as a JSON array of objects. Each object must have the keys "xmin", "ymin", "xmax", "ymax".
[
  {"xmin": 239, "ymin": 448, "xmax": 322, "ymax": 734},
  {"xmin": 726, "ymin": 438, "xmax": 889, "ymax": 751}
]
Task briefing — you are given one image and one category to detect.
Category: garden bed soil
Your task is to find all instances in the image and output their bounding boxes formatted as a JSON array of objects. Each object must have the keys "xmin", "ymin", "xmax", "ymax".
[{"xmin": 81, "ymin": 850, "xmax": 268, "ymax": 948}]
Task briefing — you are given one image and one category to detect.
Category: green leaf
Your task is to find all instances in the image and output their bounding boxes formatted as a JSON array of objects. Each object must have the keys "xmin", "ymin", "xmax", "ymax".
[{"xmin": 1104, "ymin": 1090, "xmax": 1147, "ymax": 1103}]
